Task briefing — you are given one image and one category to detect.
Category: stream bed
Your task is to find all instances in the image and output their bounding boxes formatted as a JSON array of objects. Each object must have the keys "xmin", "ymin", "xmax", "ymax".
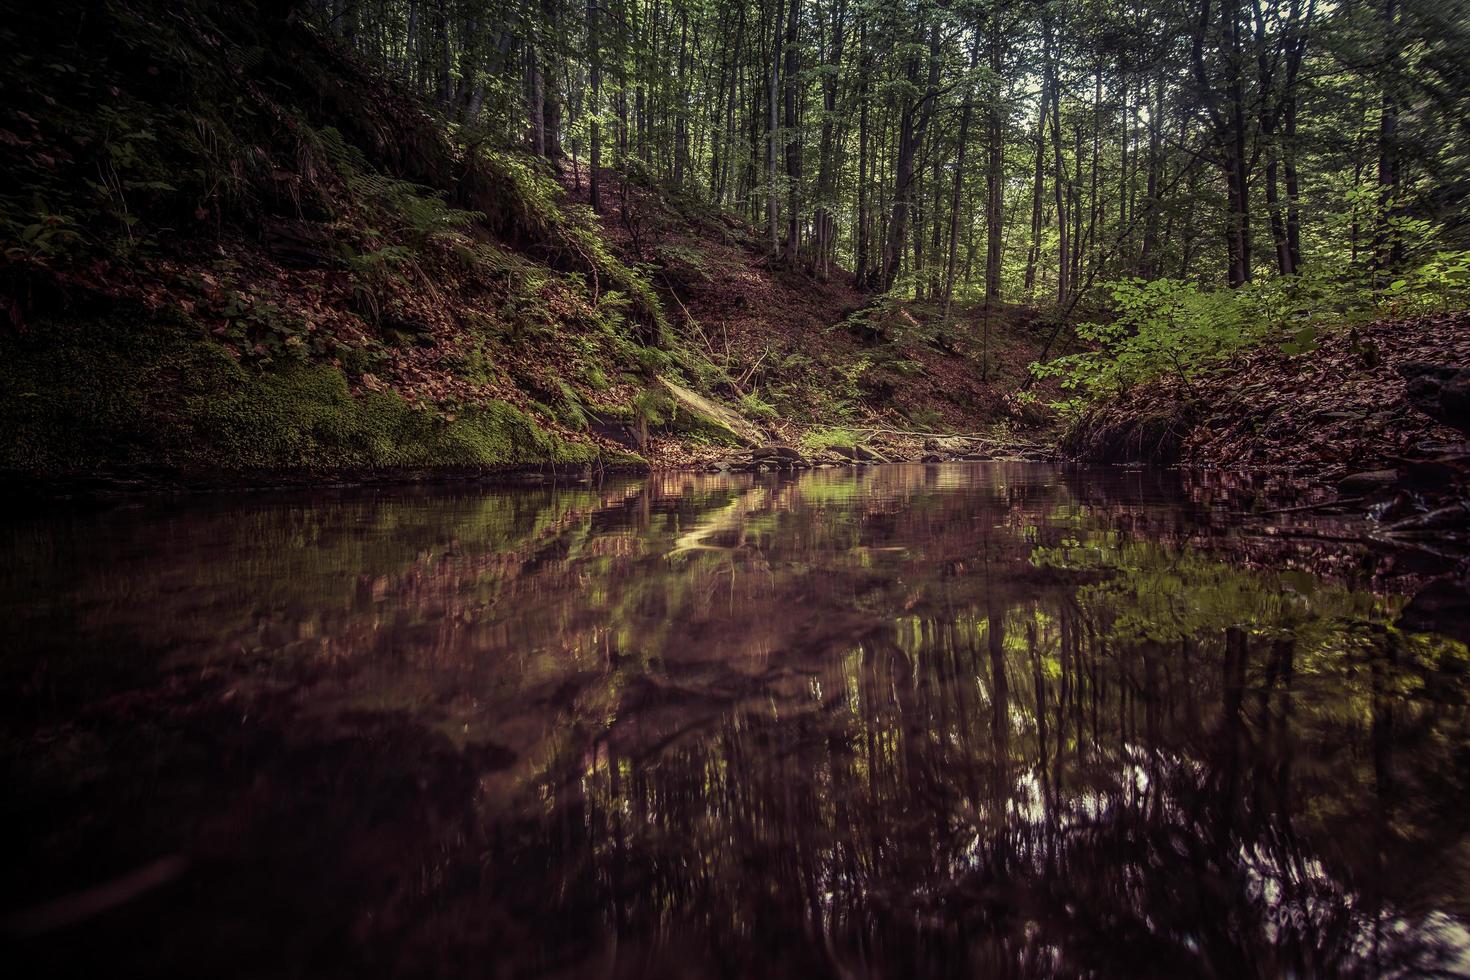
[{"xmin": 4, "ymin": 463, "xmax": 1469, "ymax": 978}]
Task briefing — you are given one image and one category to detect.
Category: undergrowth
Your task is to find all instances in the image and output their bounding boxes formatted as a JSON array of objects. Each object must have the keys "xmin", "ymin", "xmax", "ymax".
[{"xmin": 1032, "ymin": 251, "xmax": 1470, "ymax": 419}]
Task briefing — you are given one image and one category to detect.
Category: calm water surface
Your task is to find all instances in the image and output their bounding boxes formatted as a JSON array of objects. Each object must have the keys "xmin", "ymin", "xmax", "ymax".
[{"xmin": 3, "ymin": 463, "xmax": 1469, "ymax": 978}]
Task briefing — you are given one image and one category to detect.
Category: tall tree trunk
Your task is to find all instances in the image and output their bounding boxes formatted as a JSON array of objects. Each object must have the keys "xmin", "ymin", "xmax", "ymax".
[
  {"xmin": 1374, "ymin": 0, "xmax": 1402, "ymax": 269},
  {"xmin": 944, "ymin": 35, "xmax": 979, "ymax": 316},
  {"xmin": 528, "ymin": 47, "xmax": 546, "ymax": 156},
  {"xmin": 1023, "ymin": 86, "xmax": 1047, "ymax": 296},
  {"xmin": 1140, "ymin": 74, "xmax": 1163, "ymax": 277},
  {"xmin": 1284, "ymin": 93, "xmax": 1302, "ymax": 271},
  {"xmin": 881, "ymin": 25, "xmax": 940, "ymax": 293},
  {"xmin": 1227, "ymin": 0, "xmax": 1252, "ymax": 284},
  {"xmin": 854, "ymin": 14, "xmax": 870, "ymax": 288},
  {"xmin": 587, "ymin": 0, "xmax": 600, "ymax": 211},
  {"xmin": 1045, "ymin": 16, "xmax": 1069, "ymax": 305},
  {"xmin": 783, "ymin": 0, "xmax": 800, "ymax": 264},
  {"xmin": 539, "ymin": 0, "xmax": 563, "ymax": 165},
  {"xmin": 814, "ymin": 0, "xmax": 847, "ymax": 280},
  {"xmin": 929, "ymin": 130, "xmax": 944, "ymax": 299},
  {"xmin": 984, "ymin": 28, "xmax": 1005, "ymax": 304},
  {"xmin": 768, "ymin": 0, "xmax": 785, "ymax": 256}
]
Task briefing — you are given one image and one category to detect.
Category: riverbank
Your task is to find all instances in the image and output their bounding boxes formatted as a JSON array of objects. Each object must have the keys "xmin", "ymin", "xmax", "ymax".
[
  {"xmin": 2, "ymin": 0, "xmax": 1058, "ymax": 494},
  {"xmin": 1064, "ymin": 310, "xmax": 1470, "ymax": 560}
]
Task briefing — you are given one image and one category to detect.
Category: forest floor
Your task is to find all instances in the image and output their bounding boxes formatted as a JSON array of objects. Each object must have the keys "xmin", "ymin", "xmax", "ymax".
[
  {"xmin": 560, "ymin": 170, "xmax": 1062, "ymax": 468},
  {"xmin": 1066, "ymin": 310, "xmax": 1470, "ymax": 567}
]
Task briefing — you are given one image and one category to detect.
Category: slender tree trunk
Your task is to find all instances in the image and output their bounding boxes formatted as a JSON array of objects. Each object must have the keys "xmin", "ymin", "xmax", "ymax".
[
  {"xmin": 587, "ymin": 0, "xmax": 600, "ymax": 211},
  {"xmin": 783, "ymin": 0, "xmax": 800, "ymax": 264},
  {"xmin": 1023, "ymin": 87, "xmax": 1047, "ymax": 296},
  {"xmin": 1140, "ymin": 74, "xmax": 1163, "ymax": 276},
  {"xmin": 854, "ymin": 14, "xmax": 870, "ymax": 288},
  {"xmin": 944, "ymin": 36, "xmax": 979, "ymax": 316},
  {"xmin": 1375, "ymin": 0, "xmax": 1401, "ymax": 270},
  {"xmin": 984, "ymin": 30, "xmax": 1005, "ymax": 304},
  {"xmin": 528, "ymin": 47, "xmax": 546, "ymax": 156},
  {"xmin": 881, "ymin": 25, "xmax": 939, "ymax": 292},
  {"xmin": 1284, "ymin": 93, "xmax": 1302, "ymax": 271},
  {"xmin": 768, "ymin": 0, "xmax": 784, "ymax": 256},
  {"xmin": 929, "ymin": 130, "xmax": 944, "ymax": 298},
  {"xmin": 1046, "ymin": 22, "xmax": 1069, "ymax": 305}
]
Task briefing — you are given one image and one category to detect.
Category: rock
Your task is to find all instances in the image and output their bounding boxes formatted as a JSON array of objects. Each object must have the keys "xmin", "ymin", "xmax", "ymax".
[
  {"xmin": 1397, "ymin": 579, "xmax": 1470, "ymax": 645},
  {"xmin": 921, "ymin": 453, "xmax": 943, "ymax": 463},
  {"xmin": 831, "ymin": 444, "xmax": 886, "ymax": 463},
  {"xmin": 960, "ymin": 452, "xmax": 994, "ymax": 461},
  {"xmin": 751, "ymin": 446, "xmax": 807, "ymax": 464},
  {"xmin": 1370, "ymin": 491, "xmax": 1418, "ymax": 524},
  {"xmin": 1337, "ymin": 469, "xmax": 1400, "ymax": 495},
  {"xmin": 1400, "ymin": 454, "xmax": 1470, "ymax": 489},
  {"xmin": 928, "ymin": 436, "xmax": 973, "ymax": 454},
  {"xmin": 1400, "ymin": 362, "xmax": 1470, "ymax": 436},
  {"xmin": 657, "ymin": 376, "xmax": 758, "ymax": 446}
]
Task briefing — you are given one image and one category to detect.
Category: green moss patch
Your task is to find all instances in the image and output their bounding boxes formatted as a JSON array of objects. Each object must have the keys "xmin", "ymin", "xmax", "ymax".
[{"xmin": 0, "ymin": 314, "xmax": 605, "ymax": 480}]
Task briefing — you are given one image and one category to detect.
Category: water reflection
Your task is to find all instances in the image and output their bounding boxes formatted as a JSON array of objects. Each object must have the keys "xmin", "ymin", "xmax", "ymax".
[{"xmin": 3, "ymin": 464, "xmax": 1469, "ymax": 978}]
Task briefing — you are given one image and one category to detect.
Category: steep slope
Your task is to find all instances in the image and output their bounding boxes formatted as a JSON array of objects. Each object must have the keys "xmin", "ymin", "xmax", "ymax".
[
  {"xmin": 565, "ymin": 171, "xmax": 1057, "ymax": 462},
  {"xmin": 0, "ymin": 0, "xmax": 1053, "ymax": 491}
]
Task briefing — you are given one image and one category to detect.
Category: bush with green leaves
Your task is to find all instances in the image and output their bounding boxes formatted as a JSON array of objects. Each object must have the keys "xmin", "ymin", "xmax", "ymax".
[
  {"xmin": 1032, "ymin": 258, "xmax": 1470, "ymax": 417},
  {"xmin": 1377, "ymin": 251, "xmax": 1470, "ymax": 314},
  {"xmin": 800, "ymin": 426, "xmax": 859, "ymax": 452}
]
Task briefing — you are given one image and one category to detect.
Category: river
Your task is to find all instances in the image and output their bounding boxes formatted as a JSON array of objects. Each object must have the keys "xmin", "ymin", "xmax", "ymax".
[{"xmin": 4, "ymin": 463, "xmax": 1468, "ymax": 978}]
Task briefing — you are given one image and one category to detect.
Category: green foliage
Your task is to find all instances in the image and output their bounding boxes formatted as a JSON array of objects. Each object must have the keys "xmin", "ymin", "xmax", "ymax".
[
  {"xmin": 552, "ymin": 380, "xmax": 590, "ymax": 431},
  {"xmin": 2, "ymin": 214, "xmax": 82, "ymax": 265},
  {"xmin": 463, "ymin": 150, "xmax": 668, "ymax": 343},
  {"xmin": 313, "ymin": 126, "xmax": 480, "ymax": 246},
  {"xmin": 1033, "ymin": 258, "xmax": 1470, "ymax": 415},
  {"xmin": 1033, "ymin": 279, "xmax": 1240, "ymax": 409},
  {"xmin": 216, "ymin": 290, "xmax": 326, "ymax": 364},
  {"xmin": 632, "ymin": 388, "xmax": 673, "ymax": 427},
  {"xmin": 1377, "ymin": 250, "xmax": 1470, "ymax": 314},
  {"xmin": 905, "ymin": 406, "xmax": 945, "ymax": 430},
  {"xmin": 739, "ymin": 390, "xmax": 779, "ymax": 421},
  {"xmin": 800, "ymin": 426, "xmax": 859, "ymax": 452}
]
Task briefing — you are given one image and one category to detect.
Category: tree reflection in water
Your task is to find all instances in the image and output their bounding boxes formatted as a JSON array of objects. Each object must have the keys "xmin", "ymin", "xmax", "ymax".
[{"xmin": 3, "ymin": 464, "xmax": 1468, "ymax": 978}]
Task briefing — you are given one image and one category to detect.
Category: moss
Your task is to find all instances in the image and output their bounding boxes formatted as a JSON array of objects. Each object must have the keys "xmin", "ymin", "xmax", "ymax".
[
  {"xmin": 0, "ymin": 313, "xmax": 601, "ymax": 479},
  {"xmin": 800, "ymin": 426, "xmax": 860, "ymax": 452},
  {"xmin": 648, "ymin": 379, "xmax": 750, "ymax": 447}
]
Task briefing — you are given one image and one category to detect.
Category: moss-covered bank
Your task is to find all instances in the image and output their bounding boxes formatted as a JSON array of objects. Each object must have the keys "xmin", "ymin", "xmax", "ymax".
[{"xmin": 0, "ymin": 313, "xmax": 640, "ymax": 491}]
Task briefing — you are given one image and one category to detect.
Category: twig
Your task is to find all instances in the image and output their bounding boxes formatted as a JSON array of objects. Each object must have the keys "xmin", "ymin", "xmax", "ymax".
[
  {"xmin": 1261, "ymin": 496, "xmax": 1363, "ymax": 515},
  {"xmin": 736, "ymin": 347, "xmax": 771, "ymax": 387}
]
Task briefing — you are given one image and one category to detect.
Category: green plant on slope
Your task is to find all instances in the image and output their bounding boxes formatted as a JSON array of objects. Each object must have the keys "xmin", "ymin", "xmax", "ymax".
[{"xmin": 1030, "ymin": 260, "xmax": 1470, "ymax": 417}]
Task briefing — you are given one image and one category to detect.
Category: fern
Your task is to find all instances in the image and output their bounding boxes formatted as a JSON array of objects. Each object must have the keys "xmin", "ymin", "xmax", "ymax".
[{"xmin": 313, "ymin": 126, "xmax": 479, "ymax": 245}]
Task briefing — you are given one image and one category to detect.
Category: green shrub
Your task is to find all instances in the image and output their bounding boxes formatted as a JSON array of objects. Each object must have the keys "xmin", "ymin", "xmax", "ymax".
[
  {"xmin": 801, "ymin": 426, "xmax": 859, "ymax": 452},
  {"xmin": 740, "ymin": 391, "xmax": 779, "ymax": 421}
]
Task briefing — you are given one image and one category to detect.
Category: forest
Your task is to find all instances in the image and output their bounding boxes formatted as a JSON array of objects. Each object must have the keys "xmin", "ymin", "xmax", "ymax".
[
  {"xmin": 1, "ymin": 0, "xmax": 1467, "ymax": 484},
  {"xmin": 4, "ymin": 2, "xmax": 1470, "ymax": 976},
  {"xmin": 326, "ymin": 0, "xmax": 1470, "ymax": 298}
]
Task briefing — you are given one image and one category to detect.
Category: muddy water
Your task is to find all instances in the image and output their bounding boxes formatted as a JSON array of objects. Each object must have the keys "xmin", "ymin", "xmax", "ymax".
[{"xmin": 3, "ymin": 464, "xmax": 1469, "ymax": 978}]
